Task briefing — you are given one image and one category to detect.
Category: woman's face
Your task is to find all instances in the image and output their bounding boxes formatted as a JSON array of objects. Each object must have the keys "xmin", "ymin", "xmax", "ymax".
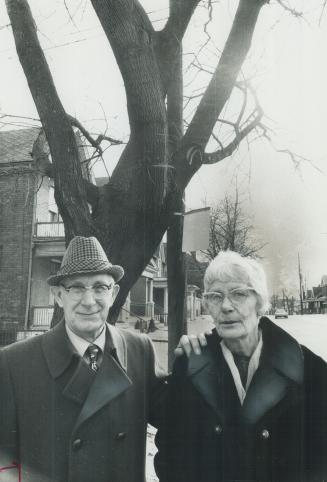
[{"xmin": 204, "ymin": 279, "xmax": 260, "ymax": 343}]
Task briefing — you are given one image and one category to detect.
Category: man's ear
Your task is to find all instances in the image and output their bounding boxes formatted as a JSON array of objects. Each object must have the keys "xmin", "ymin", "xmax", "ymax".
[
  {"xmin": 112, "ymin": 284, "xmax": 120, "ymax": 303},
  {"xmin": 51, "ymin": 286, "xmax": 64, "ymax": 307}
]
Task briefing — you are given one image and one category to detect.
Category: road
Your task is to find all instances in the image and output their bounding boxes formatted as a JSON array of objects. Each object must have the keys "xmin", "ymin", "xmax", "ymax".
[{"xmin": 272, "ymin": 314, "xmax": 327, "ymax": 361}]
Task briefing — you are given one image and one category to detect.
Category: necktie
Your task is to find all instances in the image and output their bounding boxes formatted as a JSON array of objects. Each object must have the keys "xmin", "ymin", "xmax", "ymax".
[
  {"xmin": 233, "ymin": 354, "xmax": 250, "ymax": 389},
  {"xmin": 86, "ymin": 344, "xmax": 100, "ymax": 372}
]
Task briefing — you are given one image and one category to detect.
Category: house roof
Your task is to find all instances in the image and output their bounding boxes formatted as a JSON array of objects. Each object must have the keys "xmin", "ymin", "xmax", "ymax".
[{"xmin": 0, "ymin": 127, "xmax": 41, "ymax": 164}]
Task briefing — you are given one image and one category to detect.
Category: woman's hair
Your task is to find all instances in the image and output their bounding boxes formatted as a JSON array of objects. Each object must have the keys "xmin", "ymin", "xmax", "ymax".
[{"xmin": 204, "ymin": 251, "xmax": 270, "ymax": 315}]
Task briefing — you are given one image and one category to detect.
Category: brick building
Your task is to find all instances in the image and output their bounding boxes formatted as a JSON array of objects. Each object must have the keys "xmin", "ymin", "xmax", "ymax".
[
  {"xmin": 0, "ymin": 127, "xmax": 91, "ymax": 344},
  {"xmin": 0, "ymin": 128, "xmax": 41, "ymax": 343}
]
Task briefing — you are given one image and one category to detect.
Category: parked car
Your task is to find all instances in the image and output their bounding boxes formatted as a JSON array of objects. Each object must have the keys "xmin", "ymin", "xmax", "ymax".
[{"xmin": 275, "ymin": 308, "xmax": 288, "ymax": 319}]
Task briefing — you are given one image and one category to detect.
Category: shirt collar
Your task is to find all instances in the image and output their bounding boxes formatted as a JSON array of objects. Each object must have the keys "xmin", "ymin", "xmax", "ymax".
[
  {"xmin": 65, "ymin": 323, "xmax": 106, "ymax": 357},
  {"xmin": 221, "ymin": 330, "xmax": 263, "ymax": 404}
]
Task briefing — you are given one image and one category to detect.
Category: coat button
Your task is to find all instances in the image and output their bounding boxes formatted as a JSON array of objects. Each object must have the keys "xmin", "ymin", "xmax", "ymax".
[
  {"xmin": 115, "ymin": 432, "xmax": 126, "ymax": 441},
  {"xmin": 72, "ymin": 438, "xmax": 83, "ymax": 450},
  {"xmin": 214, "ymin": 425, "xmax": 222, "ymax": 435},
  {"xmin": 261, "ymin": 429, "xmax": 270, "ymax": 440}
]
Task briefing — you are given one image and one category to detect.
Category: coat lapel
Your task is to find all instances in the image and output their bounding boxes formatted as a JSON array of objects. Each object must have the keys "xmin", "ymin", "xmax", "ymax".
[
  {"xmin": 42, "ymin": 319, "xmax": 76, "ymax": 379},
  {"xmin": 242, "ymin": 317, "xmax": 304, "ymax": 424},
  {"xmin": 42, "ymin": 320, "xmax": 99, "ymax": 404},
  {"xmin": 187, "ymin": 332, "xmax": 237, "ymax": 419},
  {"xmin": 74, "ymin": 328, "xmax": 132, "ymax": 429},
  {"xmin": 62, "ymin": 358, "xmax": 96, "ymax": 404},
  {"xmin": 241, "ymin": 364, "xmax": 290, "ymax": 424}
]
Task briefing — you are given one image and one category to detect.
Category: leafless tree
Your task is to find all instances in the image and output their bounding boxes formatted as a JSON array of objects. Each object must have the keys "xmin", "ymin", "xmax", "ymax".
[{"xmin": 203, "ymin": 190, "xmax": 266, "ymax": 260}]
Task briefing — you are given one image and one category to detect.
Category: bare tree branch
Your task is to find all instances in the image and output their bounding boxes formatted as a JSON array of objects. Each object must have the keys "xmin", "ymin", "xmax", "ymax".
[
  {"xmin": 276, "ymin": 0, "xmax": 303, "ymax": 18},
  {"xmin": 6, "ymin": 0, "xmax": 95, "ymax": 241},
  {"xmin": 155, "ymin": 0, "xmax": 201, "ymax": 94},
  {"xmin": 67, "ymin": 115, "xmax": 124, "ymax": 158},
  {"xmin": 31, "ymin": 129, "xmax": 100, "ymax": 210},
  {"xmin": 203, "ymin": 108, "xmax": 263, "ymax": 164},
  {"xmin": 182, "ymin": 0, "xmax": 268, "ymax": 149}
]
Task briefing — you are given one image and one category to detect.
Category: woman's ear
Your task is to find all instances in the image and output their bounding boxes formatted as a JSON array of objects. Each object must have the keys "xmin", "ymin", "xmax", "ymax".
[{"xmin": 51, "ymin": 286, "xmax": 63, "ymax": 308}]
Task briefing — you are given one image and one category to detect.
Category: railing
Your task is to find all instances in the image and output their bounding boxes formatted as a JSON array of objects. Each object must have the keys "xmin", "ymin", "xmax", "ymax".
[
  {"xmin": 154, "ymin": 313, "xmax": 168, "ymax": 324},
  {"xmin": 32, "ymin": 306, "xmax": 53, "ymax": 328},
  {"xmin": 35, "ymin": 222, "xmax": 64, "ymax": 238}
]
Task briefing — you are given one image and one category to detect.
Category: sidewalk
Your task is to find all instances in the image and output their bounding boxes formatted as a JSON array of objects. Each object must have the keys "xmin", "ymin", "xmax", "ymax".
[{"xmin": 146, "ymin": 425, "xmax": 158, "ymax": 482}]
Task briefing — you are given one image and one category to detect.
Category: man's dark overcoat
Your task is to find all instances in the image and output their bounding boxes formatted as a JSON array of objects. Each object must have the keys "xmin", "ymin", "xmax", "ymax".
[
  {"xmin": 155, "ymin": 317, "xmax": 327, "ymax": 482},
  {"xmin": 0, "ymin": 321, "xmax": 165, "ymax": 482}
]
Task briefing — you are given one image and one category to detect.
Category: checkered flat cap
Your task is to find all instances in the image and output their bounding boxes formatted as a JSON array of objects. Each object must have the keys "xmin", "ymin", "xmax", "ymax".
[{"xmin": 47, "ymin": 236, "xmax": 124, "ymax": 285}]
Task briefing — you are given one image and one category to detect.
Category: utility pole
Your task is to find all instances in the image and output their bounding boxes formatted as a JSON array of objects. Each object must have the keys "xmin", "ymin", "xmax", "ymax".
[
  {"xmin": 167, "ymin": 0, "xmax": 186, "ymax": 370},
  {"xmin": 298, "ymin": 253, "xmax": 304, "ymax": 315}
]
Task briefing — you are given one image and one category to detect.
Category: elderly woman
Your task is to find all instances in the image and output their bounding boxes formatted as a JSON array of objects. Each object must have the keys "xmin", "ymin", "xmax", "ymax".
[{"xmin": 155, "ymin": 251, "xmax": 327, "ymax": 482}]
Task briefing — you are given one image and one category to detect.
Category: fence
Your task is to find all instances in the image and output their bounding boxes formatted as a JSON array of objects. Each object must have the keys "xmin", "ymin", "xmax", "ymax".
[
  {"xmin": 35, "ymin": 222, "xmax": 64, "ymax": 238},
  {"xmin": 32, "ymin": 306, "xmax": 53, "ymax": 328}
]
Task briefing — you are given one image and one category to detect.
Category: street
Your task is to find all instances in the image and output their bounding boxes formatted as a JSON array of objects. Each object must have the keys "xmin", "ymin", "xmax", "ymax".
[
  {"xmin": 145, "ymin": 313, "xmax": 327, "ymax": 481},
  {"xmin": 272, "ymin": 314, "xmax": 327, "ymax": 361},
  {"xmin": 187, "ymin": 314, "xmax": 327, "ymax": 362}
]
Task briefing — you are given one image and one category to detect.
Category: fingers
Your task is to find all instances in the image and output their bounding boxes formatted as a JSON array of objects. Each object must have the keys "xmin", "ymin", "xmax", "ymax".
[
  {"xmin": 197, "ymin": 332, "xmax": 208, "ymax": 348},
  {"xmin": 175, "ymin": 334, "xmax": 193, "ymax": 358},
  {"xmin": 174, "ymin": 345, "xmax": 185, "ymax": 358},
  {"xmin": 177, "ymin": 334, "xmax": 204, "ymax": 357}
]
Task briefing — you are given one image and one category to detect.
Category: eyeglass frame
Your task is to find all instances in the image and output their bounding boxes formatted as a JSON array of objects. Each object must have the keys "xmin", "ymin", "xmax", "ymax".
[
  {"xmin": 202, "ymin": 287, "xmax": 256, "ymax": 307},
  {"xmin": 60, "ymin": 282, "xmax": 115, "ymax": 300}
]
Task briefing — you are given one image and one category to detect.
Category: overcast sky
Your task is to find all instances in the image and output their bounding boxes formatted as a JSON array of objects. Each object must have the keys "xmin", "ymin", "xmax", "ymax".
[{"xmin": 1, "ymin": 0, "xmax": 326, "ymax": 296}]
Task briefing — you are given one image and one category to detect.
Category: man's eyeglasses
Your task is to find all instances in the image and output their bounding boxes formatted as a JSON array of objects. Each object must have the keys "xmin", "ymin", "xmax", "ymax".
[
  {"xmin": 60, "ymin": 284, "xmax": 115, "ymax": 301},
  {"xmin": 202, "ymin": 288, "xmax": 254, "ymax": 306}
]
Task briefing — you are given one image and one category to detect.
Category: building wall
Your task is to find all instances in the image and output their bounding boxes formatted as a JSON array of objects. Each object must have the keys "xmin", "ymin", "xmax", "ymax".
[
  {"xmin": 35, "ymin": 177, "xmax": 51, "ymax": 222},
  {"xmin": 30, "ymin": 257, "xmax": 52, "ymax": 308},
  {"xmin": 0, "ymin": 168, "xmax": 36, "ymax": 334}
]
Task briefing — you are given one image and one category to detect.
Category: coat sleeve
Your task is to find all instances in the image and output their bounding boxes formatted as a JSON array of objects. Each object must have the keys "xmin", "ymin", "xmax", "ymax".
[
  {"xmin": 154, "ymin": 354, "xmax": 190, "ymax": 482},
  {"xmin": 0, "ymin": 349, "xmax": 19, "ymax": 466},
  {"xmin": 143, "ymin": 336, "xmax": 168, "ymax": 429}
]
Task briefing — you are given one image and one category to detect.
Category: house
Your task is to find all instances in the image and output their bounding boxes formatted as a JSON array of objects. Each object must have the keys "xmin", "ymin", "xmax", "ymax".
[
  {"xmin": 303, "ymin": 277, "xmax": 327, "ymax": 314},
  {"xmin": 0, "ymin": 127, "xmax": 92, "ymax": 344}
]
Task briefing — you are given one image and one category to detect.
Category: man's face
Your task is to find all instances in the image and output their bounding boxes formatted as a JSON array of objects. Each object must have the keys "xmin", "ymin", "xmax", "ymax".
[
  {"xmin": 204, "ymin": 280, "xmax": 259, "ymax": 345},
  {"xmin": 52, "ymin": 273, "xmax": 119, "ymax": 342}
]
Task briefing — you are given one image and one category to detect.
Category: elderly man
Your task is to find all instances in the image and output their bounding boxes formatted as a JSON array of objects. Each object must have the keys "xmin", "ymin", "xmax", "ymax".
[
  {"xmin": 155, "ymin": 250, "xmax": 327, "ymax": 482},
  {"xmin": 0, "ymin": 236, "xmax": 166, "ymax": 482}
]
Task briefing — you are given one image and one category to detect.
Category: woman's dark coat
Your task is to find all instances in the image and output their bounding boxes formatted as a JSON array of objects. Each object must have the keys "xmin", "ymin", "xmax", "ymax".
[{"xmin": 155, "ymin": 317, "xmax": 327, "ymax": 482}]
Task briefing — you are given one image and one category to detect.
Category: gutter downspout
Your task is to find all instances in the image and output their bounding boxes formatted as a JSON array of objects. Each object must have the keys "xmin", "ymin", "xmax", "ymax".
[{"xmin": 24, "ymin": 175, "xmax": 37, "ymax": 330}]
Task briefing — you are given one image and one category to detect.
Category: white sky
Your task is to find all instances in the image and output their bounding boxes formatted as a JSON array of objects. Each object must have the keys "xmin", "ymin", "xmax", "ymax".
[{"xmin": 1, "ymin": 0, "xmax": 327, "ymax": 296}]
